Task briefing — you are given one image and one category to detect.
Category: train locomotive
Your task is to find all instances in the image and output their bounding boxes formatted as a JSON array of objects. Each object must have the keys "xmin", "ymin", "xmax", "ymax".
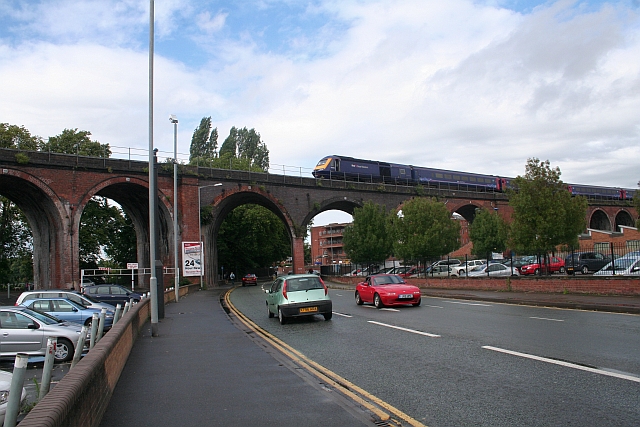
[{"xmin": 312, "ymin": 155, "xmax": 635, "ymax": 200}]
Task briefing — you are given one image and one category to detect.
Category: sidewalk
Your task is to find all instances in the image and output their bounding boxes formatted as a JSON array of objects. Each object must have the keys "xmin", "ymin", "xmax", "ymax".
[{"xmin": 99, "ymin": 288, "xmax": 375, "ymax": 427}]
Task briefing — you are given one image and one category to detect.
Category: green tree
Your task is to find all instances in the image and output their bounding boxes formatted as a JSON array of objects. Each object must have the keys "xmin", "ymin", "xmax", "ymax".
[
  {"xmin": 508, "ymin": 158, "xmax": 587, "ymax": 255},
  {"xmin": 469, "ymin": 208, "xmax": 509, "ymax": 259},
  {"xmin": 219, "ymin": 127, "xmax": 269, "ymax": 171},
  {"xmin": 392, "ymin": 197, "xmax": 460, "ymax": 269},
  {"xmin": 0, "ymin": 123, "xmax": 42, "ymax": 150},
  {"xmin": 189, "ymin": 117, "xmax": 218, "ymax": 162},
  {"xmin": 634, "ymin": 181, "xmax": 640, "ymax": 229},
  {"xmin": 0, "ymin": 197, "xmax": 33, "ymax": 283},
  {"xmin": 343, "ymin": 201, "xmax": 393, "ymax": 265},
  {"xmin": 42, "ymin": 128, "xmax": 111, "ymax": 157},
  {"xmin": 216, "ymin": 204, "xmax": 290, "ymax": 274}
]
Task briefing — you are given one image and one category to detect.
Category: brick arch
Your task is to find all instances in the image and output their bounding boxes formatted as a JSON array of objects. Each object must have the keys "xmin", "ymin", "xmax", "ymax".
[
  {"xmin": 0, "ymin": 168, "xmax": 69, "ymax": 289},
  {"xmin": 614, "ymin": 209, "xmax": 635, "ymax": 231},
  {"xmin": 76, "ymin": 176, "xmax": 174, "ymax": 287},
  {"xmin": 589, "ymin": 209, "xmax": 612, "ymax": 231},
  {"xmin": 203, "ymin": 185, "xmax": 299, "ymax": 285},
  {"xmin": 302, "ymin": 196, "xmax": 363, "ymax": 228}
]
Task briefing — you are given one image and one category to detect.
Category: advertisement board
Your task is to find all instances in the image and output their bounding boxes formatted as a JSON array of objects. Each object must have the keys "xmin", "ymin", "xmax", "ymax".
[{"xmin": 183, "ymin": 242, "xmax": 203, "ymax": 277}]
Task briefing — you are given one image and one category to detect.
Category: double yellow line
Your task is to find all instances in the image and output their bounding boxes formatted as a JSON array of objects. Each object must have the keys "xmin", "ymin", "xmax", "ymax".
[{"xmin": 224, "ymin": 288, "xmax": 427, "ymax": 427}]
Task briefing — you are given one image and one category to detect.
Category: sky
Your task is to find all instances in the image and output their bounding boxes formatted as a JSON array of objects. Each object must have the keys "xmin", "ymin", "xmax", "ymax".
[{"xmin": 1, "ymin": 0, "xmax": 640, "ymax": 226}]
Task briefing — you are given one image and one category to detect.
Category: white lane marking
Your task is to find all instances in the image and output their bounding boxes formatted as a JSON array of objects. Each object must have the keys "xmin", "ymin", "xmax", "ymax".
[
  {"xmin": 381, "ymin": 308, "xmax": 400, "ymax": 312},
  {"xmin": 335, "ymin": 294, "xmax": 343, "ymax": 297},
  {"xmin": 530, "ymin": 316, "xmax": 564, "ymax": 322},
  {"xmin": 482, "ymin": 346, "xmax": 640, "ymax": 383},
  {"xmin": 424, "ymin": 305, "xmax": 444, "ymax": 308},
  {"xmin": 368, "ymin": 321, "xmax": 440, "ymax": 337},
  {"xmin": 333, "ymin": 312, "xmax": 352, "ymax": 318},
  {"xmin": 446, "ymin": 301, "xmax": 491, "ymax": 307}
]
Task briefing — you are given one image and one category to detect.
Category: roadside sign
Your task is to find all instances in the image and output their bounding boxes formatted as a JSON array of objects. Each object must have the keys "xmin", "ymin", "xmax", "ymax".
[
  {"xmin": 127, "ymin": 263, "xmax": 139, "ymax": 270},
  {"xmin": 183, "ymin": 242, "xmax": 203, "ymax": 277}
]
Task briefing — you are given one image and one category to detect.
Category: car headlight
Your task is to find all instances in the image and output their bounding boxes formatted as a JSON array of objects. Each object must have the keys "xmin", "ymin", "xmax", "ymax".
[{"xmin": 0, "ymin": 390, "xmax": 9, "ymax": 405}]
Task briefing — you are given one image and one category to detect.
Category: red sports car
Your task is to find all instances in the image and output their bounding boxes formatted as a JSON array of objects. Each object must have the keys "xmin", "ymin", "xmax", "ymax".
[
  {"xmin": 355, "ymin": 274, "xmax": 421, "ymax": 308},
  {"xmin": 241, "ymin": 274, "xmax": 258, "ymax": 286}
]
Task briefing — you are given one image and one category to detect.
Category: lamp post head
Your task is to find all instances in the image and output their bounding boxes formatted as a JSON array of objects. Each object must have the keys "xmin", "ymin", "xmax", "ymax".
[{"xmin": 169, "ymin": 114, "xmax": 178, "ymax": 124}]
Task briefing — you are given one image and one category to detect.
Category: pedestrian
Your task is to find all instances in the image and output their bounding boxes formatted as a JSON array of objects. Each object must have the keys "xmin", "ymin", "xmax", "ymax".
[{"xmin": 230, "ymin": 272, "xmax": 235, "ymax": 285}]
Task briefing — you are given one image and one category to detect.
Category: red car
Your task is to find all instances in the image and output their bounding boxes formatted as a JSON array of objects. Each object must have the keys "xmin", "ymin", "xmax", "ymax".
[
  {"xmin": 355, "ymin": 274, "xmax": 421, "ymax": 308},
  {"xmin": 520, "ymin": 257, "xmax": 565, "ymax": 275},
  {"xmin": 241, "ymin": 274, "xmax": 258, "ymax": 286}
]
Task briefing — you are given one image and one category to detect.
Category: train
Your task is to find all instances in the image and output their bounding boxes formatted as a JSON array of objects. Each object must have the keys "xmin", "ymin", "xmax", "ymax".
[{"xmin": 312, "ymin": 155, "xmax": 636, "ymax": 201}]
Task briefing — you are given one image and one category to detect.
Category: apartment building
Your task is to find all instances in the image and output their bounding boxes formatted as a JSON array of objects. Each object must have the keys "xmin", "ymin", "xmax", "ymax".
[{"xmin": 310, "ymin": 222, "xmax": 350, "ymax": 265}]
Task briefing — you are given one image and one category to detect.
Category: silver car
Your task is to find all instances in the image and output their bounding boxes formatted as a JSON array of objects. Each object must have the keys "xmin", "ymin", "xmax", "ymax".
[
  {"xmin": 468, "ymin": 263, "xmax": 520, "ymax": 277},
  {"xmin": 15, "ymin": 290, "xmax": 115, "ymax": 311},
  {"xmin": 0, "ymin": 306, "xmax": 88, "ymax": 363}
]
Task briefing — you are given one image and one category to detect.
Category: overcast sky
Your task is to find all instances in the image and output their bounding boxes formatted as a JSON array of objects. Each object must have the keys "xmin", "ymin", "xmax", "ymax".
[{"xmin": 1, "ymin": 1, "xmax": 639, "ymax": 226}]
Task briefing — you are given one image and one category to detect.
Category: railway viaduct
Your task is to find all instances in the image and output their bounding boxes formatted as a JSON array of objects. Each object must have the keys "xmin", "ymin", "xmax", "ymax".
[{"xmin": 0, "ymin": 148, "xmax": 636, "ymax": 290}]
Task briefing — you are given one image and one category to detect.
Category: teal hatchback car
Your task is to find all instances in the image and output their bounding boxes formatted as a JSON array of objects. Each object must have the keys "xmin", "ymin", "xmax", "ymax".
[{"xmin": 266, "ymin": 274, "xmax": 332, "ymax": 324}]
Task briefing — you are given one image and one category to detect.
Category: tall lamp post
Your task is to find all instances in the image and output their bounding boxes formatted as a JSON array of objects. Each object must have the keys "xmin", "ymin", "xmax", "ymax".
[
  {"xmin": 170, "ymin": 115, "xmax": 179, "ymax": 302},
  {"xmin": 198, "ymin": 183, "xmax": 222, "ymax": 289},
  {"xmin": 148, "ymin": 0, "xmax": 158, "ymax": 336}
]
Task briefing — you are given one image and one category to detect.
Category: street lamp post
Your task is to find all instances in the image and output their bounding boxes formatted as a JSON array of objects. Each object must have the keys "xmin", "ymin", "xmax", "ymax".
[
  {"xmin": 170, "ymin": 115, "xmax": 179, "ymax": 302},
  {"xmin": 198, "ymin": 183, "xmax": 222, "ymax": 289},
  {"xmin": 148, "ymin": 0, "xmax": 158, "ymax": 336}
]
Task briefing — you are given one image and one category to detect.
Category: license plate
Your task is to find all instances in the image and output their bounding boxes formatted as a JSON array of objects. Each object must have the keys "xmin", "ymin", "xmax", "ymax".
[
  {"xmin": 398, "ymin": 294, "xmax": 413, "ymax": 299},
  {"xmin": 299, "ymin": 306, "xmax": 318, "ymax": 313}
]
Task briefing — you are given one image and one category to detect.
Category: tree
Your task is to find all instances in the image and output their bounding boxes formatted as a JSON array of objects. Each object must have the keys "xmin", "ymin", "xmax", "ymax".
[
  {"xmin": 0, "ymin": 123, "xmax": 42, "ymax": 150},
  {"xmin": 634, "ymin": 181, "xmax": 640, "ymax": 229},
  {"xmin": 216, "ymin": 204, "xmax": 290, "ymax": 274},
  {"xmin": 219, "ymin": 127, "xmax": 269, "ymax": 171},
  {"xmin": 189, "ymin": 117, "xmax": 218, "ymax": 162},
  {"xmin": 42, "ymin": 128, "xmax": 111, "ymax": 157},
  {"xmin": 392, "ymin": 197, "xmax": 460, "ymax": 268},
  {"xmin": 508, "ymin": 158, "xmax": 587, "ymax": 255},
  {"xmin": 342, "ymin": 201, "xmax": 393, "ymax": 265},
  {"xmin": 0, "ymin": 197, "xmax": 33, "ymax": 284},
  {"xmin": 469, "ymin": 209, "xmax": 509, "ymax": 259}
]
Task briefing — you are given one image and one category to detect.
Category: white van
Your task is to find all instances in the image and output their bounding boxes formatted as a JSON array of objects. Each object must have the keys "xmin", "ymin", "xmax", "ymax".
[{"xmin": 594, "ymin": 255, "xmax": 640, "ymax": 276}]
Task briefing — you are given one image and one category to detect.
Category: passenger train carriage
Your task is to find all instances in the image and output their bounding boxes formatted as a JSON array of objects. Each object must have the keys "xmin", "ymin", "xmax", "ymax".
[{"xmin": 313, "ymin": 155, "xmax": 634, "ymax": 200}]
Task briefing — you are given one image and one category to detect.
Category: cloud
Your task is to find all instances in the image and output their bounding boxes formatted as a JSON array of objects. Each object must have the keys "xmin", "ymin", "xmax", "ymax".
[{"xmin": 196, "ymin": 11, "xmax": 228, "ymax": 34}]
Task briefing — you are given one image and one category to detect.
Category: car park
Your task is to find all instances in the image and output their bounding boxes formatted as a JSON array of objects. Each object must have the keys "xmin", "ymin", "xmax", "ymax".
[
  {"xmin": 83, "ymin": 284, "xmax": 142, "ymax": 306},
  {"xmin": 355, "ymin": 274, "xmax": 421, "ymax": 308},
  {"xmin": 451, "ymin": 260, "xmax": 486, "ymax": 276},
  {"xmin": 241, "ymin": 274, "xmax": 258, "ymax": 286},
  {"xmin": 19, "ymin": 298, "xmax": 114, "ymax": 330},
  {"xmin": 565, "ymin": 252, "xmax": 610, "ymax": 275},
  {"xmin": 468, "ymin": 263, "xmax": 520, "ymax": 277},
  {"xmin": 0, "ymin": 370, "xmax": 27, "ymax": 425},
  {"xmin": 0, "ymin": 306, "xmax": 88, "ymax": 362},
  {"xmin": 266, "ymin": 274, "xmax": 332, "ymax": 324},
  {"xmin": 594, "ymin": 255, "xmax": 640, "ymax": 276},
  {"xmin": 520, "ymin": 256, "xmax": 565, "ymax": 275},
  {"xmin": 399, "ymin": 266, "xmax": 425, "ymax": 278},
  {"xmin": 418, "ymin": 265, "xmax": 456, "ymax": 278},
  {"xmin": 15, "ymin": 290, "xmax": 115, "ymax": 312}
]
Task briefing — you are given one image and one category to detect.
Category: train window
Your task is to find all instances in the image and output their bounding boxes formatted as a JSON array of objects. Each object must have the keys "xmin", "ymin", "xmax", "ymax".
[
  {"xmin": 444, "ymin": 174, "xmax": 452, "ymax": 179},
  {"xmin": 453, "ymin": 175, "xmax": 460, "ymax": 180},
  {"xmin": 435, "ymin": 173, "xmax": 443, "ymax": 178},
  {"xmin": 461, "ymin": 176, "xmax": 469, "ymax": 181},
  {"xmin": 399, "ymin": 169, "xmax": 406, "ymax": 175},
  {"xmin": 470, "ymin": 177, "xmax": 476, "ymax": 182}
]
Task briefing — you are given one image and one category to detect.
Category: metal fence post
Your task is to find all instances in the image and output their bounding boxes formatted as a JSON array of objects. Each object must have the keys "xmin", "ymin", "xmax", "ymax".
[
  {"xmin": 39, "ymin": 337, "xmax": 57, "ymax": 400},
  {"xmin": 96, "ymin": 308, "xmax": 107, "ymax": 343},
  {"xmin": 71, "ymin": 326, "xmax": 89, "ymax": 369},
  {"xmin": 89, "ymin": 313, "xmax": 99, "ymax": 349},
  {"xmin": 4, "ymin": 353, "xmax": 28, "ymax": 427}
]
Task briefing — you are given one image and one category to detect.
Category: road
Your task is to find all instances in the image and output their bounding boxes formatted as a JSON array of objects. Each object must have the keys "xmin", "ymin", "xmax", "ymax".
[{"xmin": 229, "ymin": 282, "xmax": 640, "ymax": 427}]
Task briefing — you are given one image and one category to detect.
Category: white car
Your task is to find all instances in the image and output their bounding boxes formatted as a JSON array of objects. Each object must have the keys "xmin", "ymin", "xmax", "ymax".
[
  {"xmin": 468, "ymin": 263, "xmax": 520, "ymax": 277},
  {"xmin": 0, "ymin": 370, "xmax": 28, "ymax": 425},
  {"xmin": 451, "ymin": 260, "xmax": 487, "ymax": 276},
  {"xmin": 594, "ymin": 255, "xmax": 640, "ymax": 276}
]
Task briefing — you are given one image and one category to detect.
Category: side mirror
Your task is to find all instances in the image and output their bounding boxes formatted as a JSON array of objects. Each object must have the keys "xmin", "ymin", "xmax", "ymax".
[
  {"xmin": 28, "ymin": 323, "xmax": 39, "ymax": 330},
  {"xmin": 72, "ymin": 308, "xmax": 78, "ymax": 312}
]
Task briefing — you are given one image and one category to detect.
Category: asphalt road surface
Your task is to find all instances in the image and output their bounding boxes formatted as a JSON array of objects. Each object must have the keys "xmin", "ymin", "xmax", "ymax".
[{"xmin": 229, "ymin": 282, "xmax": 640, "ymax": 427}]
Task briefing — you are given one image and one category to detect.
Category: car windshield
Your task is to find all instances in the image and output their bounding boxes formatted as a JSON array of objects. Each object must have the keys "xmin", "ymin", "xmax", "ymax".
[
  {"xmin": 19, "ymin": 307, "xmax": 63, "ymax": 325},
  {"xmin": 470, "ymin": 265, "xmax": 485, "ymax": 272},
  {"xmin": 285, "ymin": 277, "xmax": 324, "ymax": 291},
  {"xmin": 602, "ymin": 257, "xmax": 640, "ymax": 271},
  {"xmin": 372, "ymin": 275, "xmax": 405, "ymax": 285}
]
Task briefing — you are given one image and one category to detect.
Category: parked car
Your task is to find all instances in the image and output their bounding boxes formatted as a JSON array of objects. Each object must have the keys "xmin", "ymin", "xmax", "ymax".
[
  {"xmin": 241, "ymin": 274, "xmax": 258, "ymax": 286},
  {"xmin": 594, "ymin": 255, "xmax": 640, "ymax": 276},
  {"xmin": 451, "ymin": 260, "xmax": 486, "ymax": 276},
  {"xmin": 502, "ymin": 256, "xmax": 537, "ymax": 273},
  {"xmin": 20, "ymin": 298, "xmax": 114, "ymax": 330},
  {"xmin": 399, "ymin": 266, "xmax": 425, "ymax": 278},
  {"xmin": 430, "ymin": 259, "xmax": 461, "ymax": 268},
  {"xmin": 355, "ymin": 274, "xmax": 421, "ymax": 308},
  {"xmin": 0, "ymin": 370, "xmax": 27, "ymax": 425},
  {"xmin": 385, "ymin": 266, "xmax": 411, "ymax": 275},
  {"xmin": 565, "ymin": 252, "xmax": 610, "ymax": 275},
  {"xmin": 0, "ymin": 306, "xmax": 88, "ymax": 362},
  {"xmin": 520, "ymin": 256, "xmax": 566, "ymax": 275},
  {"xmin": 83, "ymin": 284, "xmax": 142, "ymax": 306},
  {"xmin": 417, "ymin": 265, "xmax": 456, "ymax": 278},
  {"xmin": 266, "ymin": 274, "xmax": 332, "ymax": 324},
  {"xmin": 468, "ymin": 263, "xmax": 520, "ymax": 277},
  {"xmin": 16, "ymin": 290, "xmax": 115, "ymax": 311}
]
